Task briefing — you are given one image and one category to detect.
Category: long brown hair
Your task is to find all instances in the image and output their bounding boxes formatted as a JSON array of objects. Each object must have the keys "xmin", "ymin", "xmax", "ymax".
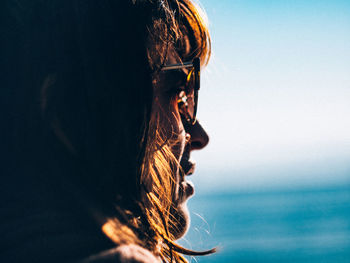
[
  {"xmin": 136, "ymin": 0, "xmax": 214, "ymax": 262},
  {"xmin": 100, "ymin": 1, "xmax": 213, "ymax": 262},
  {"xmin": 2, "ymin": 0, "xmax": 213, "ymax": 262}
]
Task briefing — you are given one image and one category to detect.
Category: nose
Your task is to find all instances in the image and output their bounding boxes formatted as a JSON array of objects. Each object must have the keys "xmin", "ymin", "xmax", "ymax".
[{"xmin": 185, "ymin": 120, "xmax": 209, "ymax": 150}]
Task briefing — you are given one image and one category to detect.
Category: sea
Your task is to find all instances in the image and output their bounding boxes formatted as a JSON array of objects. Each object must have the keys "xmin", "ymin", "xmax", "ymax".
[{"xmin": 179, "ymin": 184, "xmax": 350, "ymax": 263}]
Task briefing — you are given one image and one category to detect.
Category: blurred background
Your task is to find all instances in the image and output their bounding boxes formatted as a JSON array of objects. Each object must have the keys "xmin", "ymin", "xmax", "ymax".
[{"xmin": 179, "ymin": 0, "xmax": 350, "ymax": 262}]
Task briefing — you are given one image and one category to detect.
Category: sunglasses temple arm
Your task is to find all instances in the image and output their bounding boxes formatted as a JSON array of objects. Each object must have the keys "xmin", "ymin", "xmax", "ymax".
[{"xmin": 161, "ymin": 62, "xmax": 194, "ymax": 71}]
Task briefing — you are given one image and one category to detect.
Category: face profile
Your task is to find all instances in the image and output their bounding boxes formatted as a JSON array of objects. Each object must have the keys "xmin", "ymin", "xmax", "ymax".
[
  {"xmin": 153, "ymin": 49, "xmax": 209, "ymax": 238},
  {"xmin": 1, "ymin": 0, "xmax": 214, "ymax": 262}
]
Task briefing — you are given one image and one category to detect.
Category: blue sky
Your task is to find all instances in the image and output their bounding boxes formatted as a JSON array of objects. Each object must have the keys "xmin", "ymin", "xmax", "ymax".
[{"xmin": 190, "ymin": 0, "xmax": 350, "ymax": 190}]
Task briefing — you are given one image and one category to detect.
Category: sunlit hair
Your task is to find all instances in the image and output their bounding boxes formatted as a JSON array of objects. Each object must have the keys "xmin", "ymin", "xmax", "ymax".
[
  {"xmin": 139, "ymin": 0, "xmax": 214, "ymax": 262},
  {"xmin": 102, "ymin": 0, "xmax": 213, "ymax": 262},
  {"xmin": 3, "ymin": 0, "xmax": 212, "ymax": 262}
]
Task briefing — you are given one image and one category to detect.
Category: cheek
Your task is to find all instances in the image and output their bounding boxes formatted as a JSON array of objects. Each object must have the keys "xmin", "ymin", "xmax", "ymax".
[
  {"xmin": 167, "ymin": 112, "xmax": 186, "ymax": 162},
  {"xmin": 156, "ymin": 96, "xmax": 186, "ymax": 154}
]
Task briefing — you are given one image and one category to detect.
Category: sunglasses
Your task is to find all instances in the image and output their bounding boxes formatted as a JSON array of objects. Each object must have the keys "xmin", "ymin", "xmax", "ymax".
[{"xmin": 161, "ymin": 57, "xmax": 200, "ymax": 126}]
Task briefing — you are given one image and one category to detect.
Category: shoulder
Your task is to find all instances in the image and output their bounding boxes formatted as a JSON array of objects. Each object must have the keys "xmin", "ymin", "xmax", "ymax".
[{"xmin": 79, "ymin": 244, "xmax": 162, "ymax": 263}]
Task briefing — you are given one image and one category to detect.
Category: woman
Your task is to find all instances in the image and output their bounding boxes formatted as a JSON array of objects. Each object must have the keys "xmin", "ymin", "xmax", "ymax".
[{"xmin": 1, "ymin": 0, "xmax": 214, "ymax": 262}]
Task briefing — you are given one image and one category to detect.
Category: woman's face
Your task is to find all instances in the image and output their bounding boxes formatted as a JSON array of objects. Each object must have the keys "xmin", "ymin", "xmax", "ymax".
[{"xmin": 153, "ymin": 48, "xmax": 209, "ymax": 239}]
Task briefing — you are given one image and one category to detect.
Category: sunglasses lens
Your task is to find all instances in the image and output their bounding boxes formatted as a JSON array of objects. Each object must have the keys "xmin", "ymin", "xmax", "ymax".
[
  {"xmin": 162, "ymin": 58, "xmax": 200, "ymax": 125},
  {"xmin": 185, "ymin": 70, "xmax": 196, "ymax": 121}
]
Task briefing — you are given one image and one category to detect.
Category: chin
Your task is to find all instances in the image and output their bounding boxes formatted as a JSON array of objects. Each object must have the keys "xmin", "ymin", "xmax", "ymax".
[{"xmin": 169, "ymin": 202, "xmax": 191, "ymax": 240}]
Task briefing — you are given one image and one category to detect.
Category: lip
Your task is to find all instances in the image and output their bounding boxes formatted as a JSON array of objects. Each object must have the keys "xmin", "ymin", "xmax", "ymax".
[
  {"xmin": 181, "ymin": 159, "xmax": 196, "ymax": 176},
  {"xmin": 180, "ymin": 147, "xmax": 196, "ymax": 176},
  {"xmin": 183, "ymin": 180, "xmax": 195, "ymax": 196},
  {"xmin": 177, "ymin": 147, "xmax": 196, "ymax": 202},
  {"xmin": 179, "ymin": 180, "xmax": 195, "ymax": 202}
]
